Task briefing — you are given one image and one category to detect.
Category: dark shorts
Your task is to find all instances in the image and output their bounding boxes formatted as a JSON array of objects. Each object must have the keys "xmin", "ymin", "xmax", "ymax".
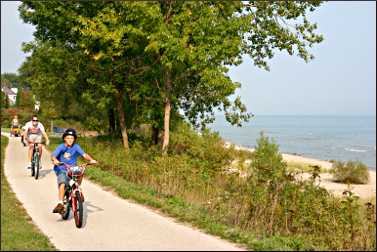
[{"xmin": 56, "ymin": 171, "xmax": 70, "ymax": 187}]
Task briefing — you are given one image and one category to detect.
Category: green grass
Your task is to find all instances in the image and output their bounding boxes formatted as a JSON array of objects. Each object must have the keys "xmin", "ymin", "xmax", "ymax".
[
  {"xmin": 1, "ymin": 128, "xmax": 10, "ymax": 133},
  {"xmin": 1, "ymin": 136, "xmax": 57, "ymax": 251}
]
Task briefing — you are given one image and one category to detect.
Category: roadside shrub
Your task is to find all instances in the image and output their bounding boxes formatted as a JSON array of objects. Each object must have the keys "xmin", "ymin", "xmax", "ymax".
[
  {"xmin": 331, "ymin": 160, "xmax": 370, "ymax": 184},
  {"xmin": 250, "ymin": 132, "xmax": 288, "ymax": 181},
  {"xmin": 169, "ymin": 121, "xmax": 236, "ymax": 173}
]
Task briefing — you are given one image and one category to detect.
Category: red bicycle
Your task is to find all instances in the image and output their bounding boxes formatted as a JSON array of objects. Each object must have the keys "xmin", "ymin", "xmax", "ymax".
[{"xmin": 58, "ymin": 162, "xmax": 93, "ymax": 228}]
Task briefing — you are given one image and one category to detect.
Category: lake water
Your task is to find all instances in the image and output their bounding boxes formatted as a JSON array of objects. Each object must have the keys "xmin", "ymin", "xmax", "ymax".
[{"xmin": 208, "ymin": 115, "xmax": 376, "ymax": 169}]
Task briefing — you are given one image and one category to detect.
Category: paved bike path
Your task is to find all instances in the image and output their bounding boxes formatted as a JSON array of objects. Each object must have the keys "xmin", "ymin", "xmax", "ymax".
[{"xmin": 2, "ymin": 134, "xmax": 244, "ymax": 251}]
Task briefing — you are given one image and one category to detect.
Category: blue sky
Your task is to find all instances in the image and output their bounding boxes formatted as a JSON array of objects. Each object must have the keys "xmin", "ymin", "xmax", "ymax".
[{"xmin": 1, "ymin": 1, "xmax": 376, "ymax": 116}]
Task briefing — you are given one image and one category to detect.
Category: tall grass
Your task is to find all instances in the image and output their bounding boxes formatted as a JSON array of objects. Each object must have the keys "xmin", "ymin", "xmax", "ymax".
[
  {"xmin": 331, "ymin": 160, "xmax": 370, "ymax": 184},
  {"xmin": 49, "ymin": 122, "xmax": 376, "ymax": 250}
]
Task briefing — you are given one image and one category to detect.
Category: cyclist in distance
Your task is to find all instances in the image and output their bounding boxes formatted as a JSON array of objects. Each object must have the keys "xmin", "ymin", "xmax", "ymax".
[
  {"xmin": 22, "ymin": 115, "xmax": 50, "ymax": 169},
  {"xmin": 10, "ymin": 115, "xmax": 21, "ymax": 137},
  {"xmin": 51, "ymin": 128, "xmax": 97, "ymax": 214},
  {"xmin": 11, "ymin": 115, "xmax": 19, "ymax": 128}
]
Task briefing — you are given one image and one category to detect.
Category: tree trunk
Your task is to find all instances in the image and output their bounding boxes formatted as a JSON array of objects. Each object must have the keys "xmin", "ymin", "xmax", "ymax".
[
  {"xmin": 162, "ymin": 99, "xmax": 171, "ymax": 153},
  {"xmin": 152, "ymin": 125, "xmax": 160, "ymax": 145},
  {"xmin": 162, "ymin": 70, "xmax": 172, "ymax": 154},
  {"xmin": 108, "ymin": 107, "xmax": 116, "ymax": 135},
  {"xmin": 115, "ymin": 89, "xmax": 129, "ymax": 150}
]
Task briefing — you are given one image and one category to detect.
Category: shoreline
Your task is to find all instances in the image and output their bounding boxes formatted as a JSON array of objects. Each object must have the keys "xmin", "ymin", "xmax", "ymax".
[
  {"xmin": 224, "ymin": 140, "xmax": 376, "ymax": 199},
  {"xmin": 224, "ymin": 141, "xmax": 376, "ymax": 171},
  {"xmin": 224, "ymin": 141, "xmax": 334, "ymax": 169}
]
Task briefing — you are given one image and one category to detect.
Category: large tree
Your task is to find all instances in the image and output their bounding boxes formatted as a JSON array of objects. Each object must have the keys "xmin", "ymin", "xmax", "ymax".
[
  {"xmin": 19, "ymin": 0, "xmax": 324, "ymax": 152},
  {"xmin": 143, "ymin": 0, "xmax": 323, "ymax": 152},
  {"xmin": 73, "ymin": 2, "xmax": 161, "ymax": 149},
  {"xmin": 20, "ymin": 1, "xmax": 162, "ymax": 150}
]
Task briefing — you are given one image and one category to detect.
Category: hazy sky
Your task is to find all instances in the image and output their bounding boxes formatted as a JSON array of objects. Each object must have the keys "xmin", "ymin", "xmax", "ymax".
[{"xmin": 1, "ymin": 1, "xmax": 376, "ymax": 116}]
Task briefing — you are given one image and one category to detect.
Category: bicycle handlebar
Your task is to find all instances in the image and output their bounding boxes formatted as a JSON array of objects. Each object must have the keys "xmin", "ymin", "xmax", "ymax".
[
  {"xmin": 56, "ymin": 162, "xmax": 97, "ymax": 168},
  {"xmin": 56, "ymin": 162, "xmax": 97, "ymax": 177}
]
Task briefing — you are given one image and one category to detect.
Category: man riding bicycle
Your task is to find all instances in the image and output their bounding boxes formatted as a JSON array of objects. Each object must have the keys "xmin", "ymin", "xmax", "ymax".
[
  {"xmin": 22, "ymin": 115, "xmax": 50, "ymax": 169},
  {"xmin": 51, "ymin": 128, "xmax": 97, "ymax": 214}
]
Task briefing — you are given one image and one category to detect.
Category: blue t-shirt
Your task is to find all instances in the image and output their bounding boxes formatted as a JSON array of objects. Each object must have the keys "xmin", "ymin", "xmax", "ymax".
[{"xmin": 52, "ymin": 143, "xmax": 85, "ymax": 174}]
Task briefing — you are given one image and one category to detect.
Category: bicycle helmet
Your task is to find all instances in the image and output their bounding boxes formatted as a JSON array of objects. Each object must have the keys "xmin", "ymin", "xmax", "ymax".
[{"xmin": 62, "ymin": 128, "xmax": 78, "ymax": 141}]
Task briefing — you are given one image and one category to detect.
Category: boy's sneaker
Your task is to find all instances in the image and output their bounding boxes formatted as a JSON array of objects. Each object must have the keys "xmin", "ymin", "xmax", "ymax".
[{"xmin": 52, "ymin": 203, "xmax": 65, "ymax": 214}]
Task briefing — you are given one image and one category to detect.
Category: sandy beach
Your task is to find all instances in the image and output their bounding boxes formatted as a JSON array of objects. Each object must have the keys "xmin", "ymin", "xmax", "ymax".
[{"xmin": 225, "ymin": 141, "xmax": 376, "ymax": 199}]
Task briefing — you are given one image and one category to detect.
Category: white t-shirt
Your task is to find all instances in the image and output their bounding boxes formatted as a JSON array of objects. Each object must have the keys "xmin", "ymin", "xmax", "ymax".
[{"xmin": 23, "ymin": 121, "xmax": 46, "ymax": 135}]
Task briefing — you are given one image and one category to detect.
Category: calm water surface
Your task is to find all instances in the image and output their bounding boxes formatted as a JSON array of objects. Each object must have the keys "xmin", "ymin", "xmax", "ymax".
[{"xmin": 209, "ymin": 115, "xmax": 376, "ymax": 169}]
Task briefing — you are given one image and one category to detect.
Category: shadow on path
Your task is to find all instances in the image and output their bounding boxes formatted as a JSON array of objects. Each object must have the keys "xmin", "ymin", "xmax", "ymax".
[
  {"xmin": 55, "ymin": 200, "xmax": 104, "ymax": 228},
  {"xmin": 38, "ymin": 168, "xmax": 54, "ymax": 179},
  {"xmin": 82, "ymin": 201, "xmax": 105, "ymax": 228}
]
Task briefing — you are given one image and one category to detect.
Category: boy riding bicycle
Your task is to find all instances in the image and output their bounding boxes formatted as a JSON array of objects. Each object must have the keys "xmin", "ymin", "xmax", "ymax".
[
  {"xmin": 51, "ymin": 128, "xmax": 97, "ymax": 214},
  {"xmin": 22, "ymin": 115, "xmax": 50, "ymax": 169}
]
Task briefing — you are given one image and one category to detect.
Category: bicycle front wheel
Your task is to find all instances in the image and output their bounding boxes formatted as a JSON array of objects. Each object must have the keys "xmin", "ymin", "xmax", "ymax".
[
  {"xmin": 30, "ymin": 161, "xmax": 35, "ymax": 177},
  {"xmin": 30, "ymin": 148, "xmax": 35, "ymax": 177},
  {"xmin": 34, "ymin": 154, "xmax": 40, "ymax": 180},
  {"xmin": 73, "ymin": 190, "xmax": 83, "ymax": 228},
  {"xmin": 62, "ymin": 191, "xmax": 71, "ymax": 220}
]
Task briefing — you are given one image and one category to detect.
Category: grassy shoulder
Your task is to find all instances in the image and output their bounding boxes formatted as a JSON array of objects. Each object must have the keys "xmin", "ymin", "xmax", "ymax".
[{"xmin": 1, "ymin": 136, "xmax": 57, "ymax": 251}]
